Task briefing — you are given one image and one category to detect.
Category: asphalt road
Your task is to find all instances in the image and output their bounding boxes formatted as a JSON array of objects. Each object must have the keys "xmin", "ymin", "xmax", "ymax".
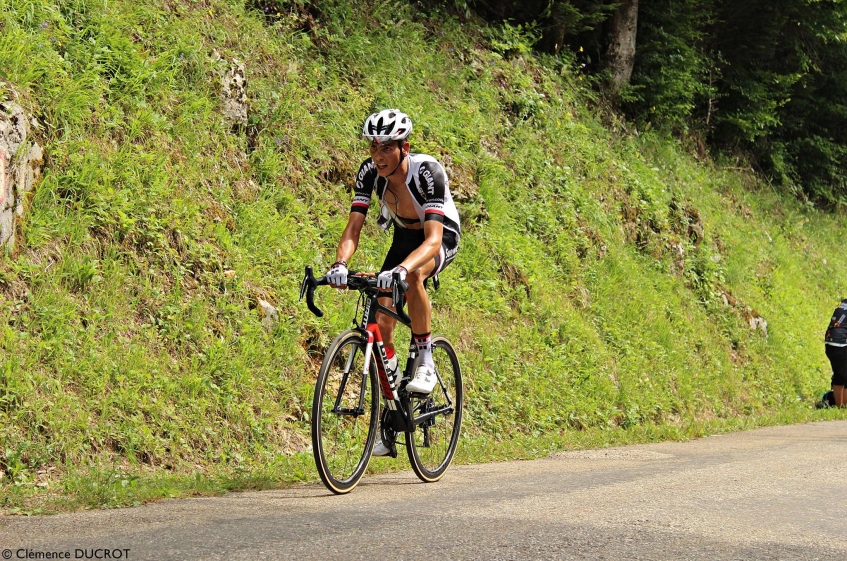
[{"xmin": 2, "ymin": 420, "xmax": 846, "ymax": 560}]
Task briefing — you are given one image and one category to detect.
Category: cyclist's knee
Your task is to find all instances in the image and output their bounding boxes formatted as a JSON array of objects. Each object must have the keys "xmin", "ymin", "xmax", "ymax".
[{"xmin": 406, "ymin": 268, "xmax": 427, "ymax": 290}]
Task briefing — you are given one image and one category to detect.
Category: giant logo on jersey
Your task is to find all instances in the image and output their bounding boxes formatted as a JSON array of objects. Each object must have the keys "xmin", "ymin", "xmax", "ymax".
[
  {"xmin": 421, "ymin": 167, "xmax": 436, "ymax": 195},
  {"xmin": 355, "ymin": 161, "xmax": 375, "ymax": 192}
]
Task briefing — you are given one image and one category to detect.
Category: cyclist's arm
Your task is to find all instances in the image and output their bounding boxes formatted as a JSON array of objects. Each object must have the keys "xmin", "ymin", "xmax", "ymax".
[
  {"xmin": 337, "ymin": 159, "xmax": 375, "ymax": 264},
  {"xmin": 399, "ymin": 220, "xmax": 443, "ymax": 273},
  {"xmin": 336, "ymin": 211, "xmax": 366, "ymax": 264}
]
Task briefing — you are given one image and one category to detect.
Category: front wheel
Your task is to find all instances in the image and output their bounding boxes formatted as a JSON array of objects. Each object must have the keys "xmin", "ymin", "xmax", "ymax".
[
  {"xmin": 405, "ymin": 335, "xmax": 463, "ymax": 482},
  {"xmin": 312, "ymin": 330, "xmax": 379, "ymax": 494}
]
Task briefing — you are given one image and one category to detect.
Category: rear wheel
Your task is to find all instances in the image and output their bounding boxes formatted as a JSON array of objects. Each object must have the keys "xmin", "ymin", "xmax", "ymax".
[
  {"xmin": 312, "ymin": 330, "xmax": 378, "ymax": 494},
  {"xmin": 405, "ymin": 335, "xmax": 463, "ymax": 482}
]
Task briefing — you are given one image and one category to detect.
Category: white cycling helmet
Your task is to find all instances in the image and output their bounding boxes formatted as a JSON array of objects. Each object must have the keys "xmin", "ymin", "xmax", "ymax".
[{"xmin": 362, "ymin": 109, "xmax": 413, "ymax": 143}]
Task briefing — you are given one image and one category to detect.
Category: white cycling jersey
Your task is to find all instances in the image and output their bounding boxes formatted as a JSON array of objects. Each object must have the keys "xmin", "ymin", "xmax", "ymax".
[{"xmin": 350, "ymin": 153, "xmax": 461, "ymax": 238}]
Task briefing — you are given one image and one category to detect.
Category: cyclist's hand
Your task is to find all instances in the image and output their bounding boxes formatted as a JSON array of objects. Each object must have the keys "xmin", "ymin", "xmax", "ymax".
[
  {"xmin": 327, "ymin": 261, "xmax": 348, "ymax": 288},
  {"xmin": 376, "ymin": 266, "xmax": 407, "ymax": 290}
]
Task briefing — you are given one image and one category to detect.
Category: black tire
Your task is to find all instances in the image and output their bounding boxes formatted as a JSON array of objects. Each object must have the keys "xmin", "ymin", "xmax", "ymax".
[
  {"xmin": 312, "ymin": 330, "xmax": 379, "ymax": 494},
  {"xmin": 405, "ymin": 335, "xmax": 463, "ymax": 482}
]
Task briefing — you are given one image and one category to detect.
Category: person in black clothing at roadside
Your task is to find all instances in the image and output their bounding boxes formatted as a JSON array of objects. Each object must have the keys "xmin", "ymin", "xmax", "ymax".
[{"xmin": 823, "ymin": 298, "xmax": 847, "ymax": 408}]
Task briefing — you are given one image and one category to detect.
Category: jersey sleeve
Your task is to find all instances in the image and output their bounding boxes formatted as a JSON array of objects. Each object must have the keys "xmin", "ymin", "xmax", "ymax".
[
  {"xmin": 418, "ymin": 160, "xmax": 449, "ymax": 223},
  {"xmin": 351, "ymin": 159, "xmax": 377, "ymax": 215}
]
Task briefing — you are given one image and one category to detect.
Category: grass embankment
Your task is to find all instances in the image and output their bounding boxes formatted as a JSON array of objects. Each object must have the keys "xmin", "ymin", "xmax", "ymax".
[{"xmin": 1, "ymin": 0, "xmax": 845, "ymax": 513}]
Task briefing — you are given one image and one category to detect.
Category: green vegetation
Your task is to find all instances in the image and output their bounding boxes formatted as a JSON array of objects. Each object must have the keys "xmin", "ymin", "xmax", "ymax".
[
  {"xmin": 461, "ymin": 0, "xmax": 847, "ymax": 205},
  {"xmin": 0, "ymin": 0, "xmax": 845, "ymax": 512}
]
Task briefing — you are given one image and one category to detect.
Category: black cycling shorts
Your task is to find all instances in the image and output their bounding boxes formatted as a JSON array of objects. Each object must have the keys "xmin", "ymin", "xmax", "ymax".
[
  {"xmin": 826, "ymin": 344, "xmax": 847, "ymax": 386},
  {"xmin": 380, "ymin": 226, "xmax": 459, "ymax": 277}
]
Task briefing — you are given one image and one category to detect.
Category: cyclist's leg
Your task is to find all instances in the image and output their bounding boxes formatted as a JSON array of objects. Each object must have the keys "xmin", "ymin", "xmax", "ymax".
[
  {"xmin": 405, "ymin": 259, "xmax": 436, "ymax": 335},
  {"xmin": 404, "ymin": 260, "xmax": 438, "ymax": 397},
  {"xmin": 406, "ymin": 232, "xmax": 461, "ymax": 394},
  {"xmin": 377, "ymin": 229, "xmax": 421, "ymax": 354},
  {"xmin": 377, "ymin": 263, "xmax": 434, "ymax": 362},
  {"xmin": 376, "ymin": 296, "xmax": 397, "ymax": 354},
  {"xmin": 406, "ymin": 229, "xmax": 458, "ymax": 334}
]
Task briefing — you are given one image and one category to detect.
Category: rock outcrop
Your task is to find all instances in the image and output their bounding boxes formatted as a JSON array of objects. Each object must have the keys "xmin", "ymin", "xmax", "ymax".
[
  {"xmin": 211, "ymin": 50, "xmax": 248, "ymax": 129},
  {"xmin": 1, "ymin": 101, "xmax": 44, "ymax": 253}
]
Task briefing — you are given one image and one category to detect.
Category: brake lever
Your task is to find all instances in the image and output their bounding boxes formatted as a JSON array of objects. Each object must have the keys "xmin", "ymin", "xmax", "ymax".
[{"xmin": 392, "ymin": 272, "xmax": 411, "ymax": 325}]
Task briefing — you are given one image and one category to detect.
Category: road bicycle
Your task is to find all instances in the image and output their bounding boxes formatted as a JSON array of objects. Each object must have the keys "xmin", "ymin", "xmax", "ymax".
[{"xmin": 300, "ymin": 266, "xmax": 463, "ymax": 494}]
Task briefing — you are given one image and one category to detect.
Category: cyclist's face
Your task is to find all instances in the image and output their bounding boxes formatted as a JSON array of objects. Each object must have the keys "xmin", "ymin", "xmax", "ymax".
[{"xmin": 368, "ymin": 140, "xmax": 407, "ymax": 177}]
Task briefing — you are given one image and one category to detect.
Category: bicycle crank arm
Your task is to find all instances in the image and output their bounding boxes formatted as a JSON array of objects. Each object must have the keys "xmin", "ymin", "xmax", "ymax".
[
  {"xmin": 333, "ymin": 407, "xmax": 366, "ymax": 417},
  {"xmin": 412, "ymin": 406, "xmax": 454, "ymax": 425}
]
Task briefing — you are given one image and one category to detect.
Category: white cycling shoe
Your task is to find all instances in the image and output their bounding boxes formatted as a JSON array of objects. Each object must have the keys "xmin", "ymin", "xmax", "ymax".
[
  {"xmin": 405, "ymin": 365, "xmax": 437, "ymax": 394},
  {"xmin": 372, "ymin": 435, "xmax": 391, "ymax": 457}
]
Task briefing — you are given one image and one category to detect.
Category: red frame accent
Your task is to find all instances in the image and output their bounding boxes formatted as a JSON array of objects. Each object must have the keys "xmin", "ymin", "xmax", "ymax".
[{"xmin": 367, "ymin": 323, "xmax": 395, "ymax": 398}]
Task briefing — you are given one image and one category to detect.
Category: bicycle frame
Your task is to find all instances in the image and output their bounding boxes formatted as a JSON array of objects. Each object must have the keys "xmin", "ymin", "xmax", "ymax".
[
  {"xmin": 356, "ymin": 284, "xmax": 416, "ymax": 432},
  {"xmin": 301, "ymin": 266, "xmax": 455, "ymax": 434}
]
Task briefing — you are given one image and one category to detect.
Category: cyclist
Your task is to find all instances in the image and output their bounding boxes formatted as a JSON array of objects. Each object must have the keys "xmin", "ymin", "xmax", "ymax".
[
  {"xmin": 326, "ymin": 109, "xmax": 461, "ymax": 427},
  {"xmin": 823, "ymin": 297, "xmax": 847, "ymax": 407}
]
